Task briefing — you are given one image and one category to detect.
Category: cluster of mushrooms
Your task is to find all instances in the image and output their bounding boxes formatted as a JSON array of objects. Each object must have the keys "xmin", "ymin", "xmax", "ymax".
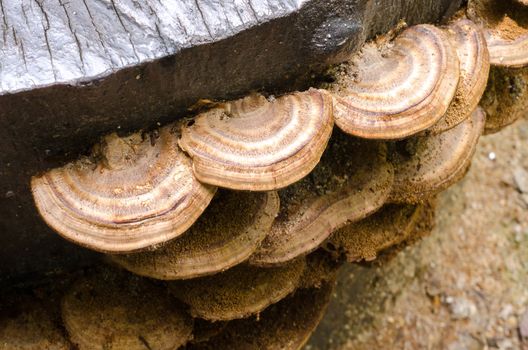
[{"xmin": 5, "ymin": 0, "xmax": 526, "ymax": 349}]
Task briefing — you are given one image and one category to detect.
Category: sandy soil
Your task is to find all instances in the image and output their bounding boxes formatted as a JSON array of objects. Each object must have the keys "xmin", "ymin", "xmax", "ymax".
[{"xmin": 307, "ymin": 116, "xmax": 528, "ymax": 350}]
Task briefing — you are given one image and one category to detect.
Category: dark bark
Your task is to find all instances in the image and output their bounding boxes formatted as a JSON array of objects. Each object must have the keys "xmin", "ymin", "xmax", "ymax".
[{"xmin": 0, "ymin": 0, "xmax": 462, "ymax": 285}]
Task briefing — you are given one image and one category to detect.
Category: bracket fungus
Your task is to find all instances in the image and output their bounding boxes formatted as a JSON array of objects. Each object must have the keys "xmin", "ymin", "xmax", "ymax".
[
  {"xmin": 169, "ymin": 259, "xmax": 305, "ymax": 321},
  {"xmin": 480, "ymin": 66, "xmax": 528, "ymax": 134},
  {"xmin": 61, "ymin": 270, "xmax": 193, "ymax": 350},
  {"xmin": 389, "ymin": 108, "xmax": 485, "ymax": 204},
  {"xmin": 111, "ymin": 190, "xmax": 279, "ymax": 280},
  {"xmin": 328, "ymin": 204, "xmax": 428, "ymax": 262},
  {"xmin": 330, "ymin": 24, "xmax": 460, "ymax": 139},
  {"xmin": 31, "ymin": 127, "xmax": 216, "ymax": 253},
  {"xmin": 179, "ymin": 89, "xmax": 334, "ymax": 191},
  {"xmin": 429, "ymin": 18, "xmax": 490, "ymax": 134},
  {"xmin": 0, "ymin": 295, "xmax": 71, "ymax": 350},
  {"xmin": 188, "ymin": 282, "xmax": 335, "ymax": 350},
  {"xmin": 468, "ymin": 0, "xmax": 528, "ymax": 68},
  {"xmin": 249, "ymin": 132, "xmax": 394, "ymax": 266}
]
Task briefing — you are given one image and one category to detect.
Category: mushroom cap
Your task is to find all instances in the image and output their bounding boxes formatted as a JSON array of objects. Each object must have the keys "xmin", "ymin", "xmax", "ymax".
[
  {"xmin": 31, "ymin": 126, "xmax": 216, "ymax": 253},
  {"xmin": 330, "ymin": 24, "xmax": 460, "ymax": 139},
  {"xmin": 389, "ymin": 107, "xmax": 485, "ymax": 204},
  {"xmin": 468, "ymin": 0, "xmax": 528, "ymax": 68},
  {"xmin": 516, "ymin": 0, "xmax": 528, "ymax": 5},
  {"xmin": 169, "ymin": 259, "xmax": 305, "ymax": 321},
  {"xmin": 187, "ymin": 282, "xmax": 335, "ymax": 350},
  {"xmin": 179, "ymin": 89, "xmax": 334, "ymax": 191},
  {"xmin": 480, "ymin": 66, "xmax": 528, "ymax": 134},
  {"xmin": 249, "ymin": 131, "xmax": 394, "ymax": 266},
  {"xmin": 429, "ymin": 18, "xmax": 490, "ymax": 134},
  {"xmin": 328, "ymin": 204, "xmax": 424, "ymax": 262},
  {"xmin": 61, "ymin": 270, "xmax": 193, "ymax": 350},
  {"xmin": 0, "ymin": 294, "xmax": 71, "ymax": 350},
  {"xmin": 111, "ymin": 190, "xmax": 279, "ymax": 280},
  {"xmin": 298, "ymin": 249, "xmax": 343, "ymax": 289},
  {"xmin": 190, "ymin": 319, "xmax": 229, "ymax": 344}
]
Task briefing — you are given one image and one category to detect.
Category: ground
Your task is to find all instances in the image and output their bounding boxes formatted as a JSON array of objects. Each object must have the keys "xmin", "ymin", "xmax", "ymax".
[{"xmin": 307, "ymin": 116, "xmax": 528, "ymax": 350}]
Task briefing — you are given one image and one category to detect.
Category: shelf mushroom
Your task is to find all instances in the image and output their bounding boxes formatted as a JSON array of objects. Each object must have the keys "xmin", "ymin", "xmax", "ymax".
[
  {"xmin": 328, "ymin": 204, "xmax": 428, "ymax": 262},
  {"xmin": 429, "ymin": 17, "xmax": 490, "ymax": 134},
  {"xmin": 480, "ymin": 66, "xmax": 528, "ymax": 133},
  {"xmin": 330, "ymin": 24, "xmax": 460, "ymax": 139},
  {"xmin": 467, "ymin": 0, "xmax": 528, "ymax": 68},
  {"xmin": 187, "ymin": 282, "xmax": 335, "ymax": 350},
  {"xmin": 31, "ymin": 127, "xmax": 216, "ymax": 253},
  {"xmin": 389, "ymin": 108, "xmax": 486, "ymax": 204},
  {"xmin": 111, "ymin": 190, "xmax": 279, "ymax": 280},
  {"xmin": 0, "ymin": 294, "xmax": 71, "ymax": 350},
  {"xmin": 61, "ymin": 270, "xmax": 193, "ymax": 350},
  {"xmin": 249, "ymin": 131, "xmax": 394, "ymax": 266},
  {"xmin": 169, "ymin": 260, "xmax": 305, "ymax": 321},
  {"xmin": 179, "ymin": 89, "xmax": 334, "ymax": 191}
]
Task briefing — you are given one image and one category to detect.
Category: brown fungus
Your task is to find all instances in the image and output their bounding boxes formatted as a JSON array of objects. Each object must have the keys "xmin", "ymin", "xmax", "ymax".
[
  {"xmin": 31, "ymin": 126, "xmax": 216, "ymax": 253},
  {"xmin": 328, "ymin": 204, "xmax": 426, "ymax": 262},
  {"xmin": 468, "ymin": 0, "xmax": 528, "ymax": 68},
  {"xmin": 111, "ymin": 190, "xmax": 279, "ymax": 280},
  {"xmin": 179, "ymin": 89, "xmax": 334, "ymax": 191},
  {"xmin": 480, "ymin": 66, "xmax": 528, "ymax": 134},
  {"xmin": 389, "ymin": 108, "xmax": 485, "ymax": 204},
  {"xmin": 187, "ymin": 281, "xmax": 335, "ymax": 350},
  {"xmin": 169, "ymin": 259, "xmax": 305, "ymax": 322},
  {"xmin": 429, "ymin": 17, "xmax": 490, "ymax": 134},
  {"xmin": 0, "ymin": 294, "xmax": 71, "ymax": 350},
  {"xmin": 61, "ymin": 270, "xmax": 193, "ymax": 350},
  {"xmin": 249, "ymin": 131, "xmax": 394, "ymax": 266},
  {"xmin": 330, "ymin": 24, "xmax": 460, "ymax": 139}
]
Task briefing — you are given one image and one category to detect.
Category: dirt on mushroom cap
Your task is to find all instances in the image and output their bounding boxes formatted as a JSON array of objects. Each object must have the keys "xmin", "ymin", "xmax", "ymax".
[
  {"xmin": 31, "ymin": 126, "xmax": 216, "ymax": 253},
  {"xmin": 187, "ymin": 281, "xmax": 336, "ymax": 350},
  {"xmin": 480, "ymin": 66, "xmax": 528, "ymax": 134},
  {"xmin": 111, "ymin": 190, "xmax": 279, "ymax": 280},
  {"xmin": 429, "ymin": 17, "xmax": 490, "ymax": 134},
  {"xmin": 168, "ymin": 259, "xmax": 305, "ymax": 322},
  {"xmin": 330, "ymin": 24, "xmax": 460, "ymax": 139},
  {"xmin": 389, "ymin": 107, "xmax": 485, "ymax": 204},
  {"xmin": 467, "ymin": 0, "xmax": 528, "ymax": 67},
  {"xmin": 249, "ymin": 130, "xmax": 394, "ymax": 266},
  {"xmin": 61, "ymin": 269, "xmax": 193, "ymax": 350}
]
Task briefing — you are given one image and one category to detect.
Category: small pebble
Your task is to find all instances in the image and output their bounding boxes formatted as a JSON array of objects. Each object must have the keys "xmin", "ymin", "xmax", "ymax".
[
  {"xmin": 488, "ymin": 152, "xmax": 497, "ymax": 161},
  {"xmin": 448, "ymin": 297, "xmax": 477, "ymax": 320}
]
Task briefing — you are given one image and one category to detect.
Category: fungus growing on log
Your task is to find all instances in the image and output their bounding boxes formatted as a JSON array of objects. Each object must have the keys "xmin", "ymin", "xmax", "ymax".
[
  {"xmin": 111, "ymin": 190, "xmax": 279, "ymax": 280},
  {"xmin": 179, "ymin": 89, "xmax": 334, "ymax": 191},
  {"xmin": 330, "ymin": 24, "xmax": 460, "ymax": 139},
  {"xmin": 169, "ymin": 260, "xmax": 305, "ymax": 321},
  {"xmin": 31, "ymin": 127, "xmax": 216, "ymax": 253},
  {"xmin": 467, "ymin": 0, "xmax": 528, "ymax": 68},
  {"xmin": 61, "ymin": 270, "xmax": 193, "ymax": 350},
  {"xmin": 429, "ymin": 17, "xmax": 490, "ymax": 134},
  {"xmin": 249, "ymin": 131, "xmax": 394, "ymax": 266},
  {"xmin": 0, "ymin": 294, "xmax": 71, "ymax": 350},
  {"xmin": 188, "ymin": 282, "xmax": 335, "ymax": 350},
  {"xmin": 480, "ymin": 67, "xmax": 528, "ymax": 134},
  {"xmin": 328, "ymin": 204, "xmax": 426, "ymax": 262},
  {"xmin": 389, "ymin": 108, "xmax": 485, "ymax": 204}
]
